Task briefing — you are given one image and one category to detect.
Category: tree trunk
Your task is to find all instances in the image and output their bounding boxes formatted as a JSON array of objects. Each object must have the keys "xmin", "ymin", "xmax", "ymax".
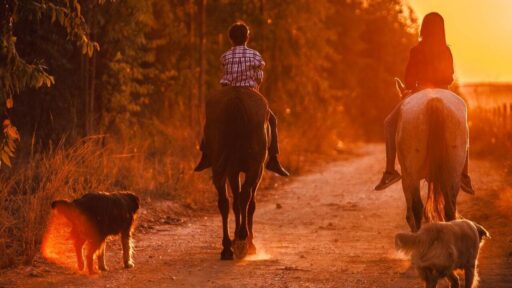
[
  {"xmin": 89, "ymin": 48, "xmax": 96, "ymax": 134},
  {"xmin": 188, "ymin": 0, "xmax": 196, "ymax": 125},
  {"xmin": 83, "ymin": 2, "xmax": 96, "ymax": 136},
  {"xmin": 83, "ymin": 53, "xmax": 90, "ymax": 135},
  {"xmin": 197, "ymin": 0, "xmax": 206, "ymax": 127}
]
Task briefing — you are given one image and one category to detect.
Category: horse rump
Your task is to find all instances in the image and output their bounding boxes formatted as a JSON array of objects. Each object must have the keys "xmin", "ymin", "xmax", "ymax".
[{"xmin": 217, "ymin": 93, "xmax": 249, "ymax": 174}]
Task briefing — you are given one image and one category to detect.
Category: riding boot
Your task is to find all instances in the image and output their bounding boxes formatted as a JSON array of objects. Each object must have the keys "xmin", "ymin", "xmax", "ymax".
[
  {"xmin": 194, "ymin": 138, "xmax": 211, "ymax": 172},
  {"xmin": 266, "ymin": 155, "xmax": 289, "ymax": 177},
  {"xmin": 375, "ymin": 170, "xmax": 401, "ymax": 191},
  {"xmin": 460, "ymin": 152, "xmax": 475, "ymax": 194},
  {"xmin": 265, "ymin": 111, "xmax": 289, "ymax": 177}
]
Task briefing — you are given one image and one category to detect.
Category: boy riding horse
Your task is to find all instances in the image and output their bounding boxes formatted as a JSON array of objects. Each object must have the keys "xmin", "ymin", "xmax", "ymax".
[{"xmin": 195, "ymin": 22, "xmax": 289, "ymax": 177}]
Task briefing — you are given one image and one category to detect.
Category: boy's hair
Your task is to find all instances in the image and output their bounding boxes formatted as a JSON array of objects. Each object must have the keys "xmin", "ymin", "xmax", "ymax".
[{"xmin": 229, "ymin": 22, "xmax": 249, "ymax": 46}]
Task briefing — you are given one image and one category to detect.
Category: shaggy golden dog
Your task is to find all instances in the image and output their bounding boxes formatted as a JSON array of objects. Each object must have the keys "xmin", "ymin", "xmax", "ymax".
[
  {"xmin": 395, "ymin": 219, "xmax": 489, "ymax": 288},
  {"xmin": 51, "ymin": 192, "xmax": 139, "ymax": 274}
]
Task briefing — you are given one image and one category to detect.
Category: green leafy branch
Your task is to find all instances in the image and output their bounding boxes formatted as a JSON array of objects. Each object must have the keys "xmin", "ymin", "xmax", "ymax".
[
  {"xmin": 0, "ymin": 0, "xmax": 103, "ymax": 168},
  {"xmin": 0, "ymin": 118, "xmax": 20, "ymax": 168},
  {"xmin": 32, "ymin": 0, "xmax": 100, "ymax": 57}
]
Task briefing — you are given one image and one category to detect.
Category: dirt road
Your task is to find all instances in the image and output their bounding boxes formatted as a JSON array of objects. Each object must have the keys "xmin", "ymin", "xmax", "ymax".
[{"xmin": 1, "ymin": 144, "xmax": 511, "ymax": 288}]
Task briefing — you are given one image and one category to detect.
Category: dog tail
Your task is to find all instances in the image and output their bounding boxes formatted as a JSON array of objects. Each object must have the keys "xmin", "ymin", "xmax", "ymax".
[
  {"xmin": 474, "ymin": 222, "xmax": 490, "ymax": 242},
  {"xmin": 395, "ymin": 232, "xmax": 418, "ymax": 255},
  {"xmin": 51, "ymin": 200, "xmax": 78, "ymax": 221}
]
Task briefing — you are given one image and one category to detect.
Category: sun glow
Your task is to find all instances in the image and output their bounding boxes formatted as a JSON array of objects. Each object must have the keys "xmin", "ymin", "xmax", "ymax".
[
  {"xmin": 244, "ymin": 250, "xmax": 272, "ymax": 261},
  {"xmin": 41, "ymin": 211, "xmax": 84, "ymax": 272},
  {"xmin": 236, "ymin": 240, "xmax": 272, "ymax": 264},
  {"xmin": 407, "ymin": 0, "xmax": 512, "ymax": 83}
]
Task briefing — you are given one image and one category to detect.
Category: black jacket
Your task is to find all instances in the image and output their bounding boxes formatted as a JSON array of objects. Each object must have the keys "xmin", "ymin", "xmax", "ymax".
[{"xmin": 404, "ymin": 43, "xmax": 454, "ymax": 90}]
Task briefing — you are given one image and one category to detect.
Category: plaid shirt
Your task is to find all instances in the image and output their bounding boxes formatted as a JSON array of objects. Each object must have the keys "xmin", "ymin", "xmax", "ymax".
[{"xmin": 220, "ymin": 45, "xmax": 265, "ymax": 89}]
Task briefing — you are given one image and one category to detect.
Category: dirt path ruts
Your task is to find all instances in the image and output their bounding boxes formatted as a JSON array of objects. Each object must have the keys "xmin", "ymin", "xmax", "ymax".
[{"xmin": 1, "ymin": 144, "xmax": 511, "ymax": 288}]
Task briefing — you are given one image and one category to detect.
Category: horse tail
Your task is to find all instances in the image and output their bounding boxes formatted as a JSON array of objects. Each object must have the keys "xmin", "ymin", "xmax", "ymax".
[
  {"xmin": 219, "ymin": 95, "xmax": 248, "ymax": 175},
  {"xmin": 424, "ymin": 97, "xmax": 446, "ymax": 223}
]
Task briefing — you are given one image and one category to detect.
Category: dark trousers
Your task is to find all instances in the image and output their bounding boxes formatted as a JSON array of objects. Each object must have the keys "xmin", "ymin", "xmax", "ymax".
[
  {"xmin": 384, "ymin": 100, "xmax": 469, "ymax": 175},
  {"xmin": 200, "ymin": 109, "xmax": 280, "ymax": 157},
  {"xmin": 267, "ymin": 110, "xmax": 279, "ymax": 155}
]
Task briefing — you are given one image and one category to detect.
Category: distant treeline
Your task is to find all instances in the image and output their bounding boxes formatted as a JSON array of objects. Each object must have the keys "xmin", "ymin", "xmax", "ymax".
[{"xmin": 3, "ymin": 0, "xmax": 417, "ymax": 156}]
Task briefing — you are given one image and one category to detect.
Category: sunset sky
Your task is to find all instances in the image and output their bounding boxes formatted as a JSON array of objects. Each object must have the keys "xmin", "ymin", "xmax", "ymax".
[{"xmin": 407, "ymin": 0, "xmax": 512, "ymax": 84}]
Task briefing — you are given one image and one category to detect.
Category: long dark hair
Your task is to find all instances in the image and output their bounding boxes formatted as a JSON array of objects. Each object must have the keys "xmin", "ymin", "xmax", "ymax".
[
  {"xmin": 419, "ymin": 12, "xmax": 447, "ymax": 47},
  {"xmin": 418, "ymin": 11, "xmax": 452, "ymax": 78}
]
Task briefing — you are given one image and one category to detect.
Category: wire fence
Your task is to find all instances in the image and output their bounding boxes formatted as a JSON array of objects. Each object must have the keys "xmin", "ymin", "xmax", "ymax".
[{"xmin": 461, "ymin": 84, "xmax": 512, "ymax": 134}]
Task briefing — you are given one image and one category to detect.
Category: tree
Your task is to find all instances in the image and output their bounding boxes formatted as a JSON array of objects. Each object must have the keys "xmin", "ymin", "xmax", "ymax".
[
  {"xmin": 0, "ymin": 0, "xmax": 99, "ymax": 166},
  {"xmin": 353, "ymin": 0, "xmax": 417, "ymax": 138}
]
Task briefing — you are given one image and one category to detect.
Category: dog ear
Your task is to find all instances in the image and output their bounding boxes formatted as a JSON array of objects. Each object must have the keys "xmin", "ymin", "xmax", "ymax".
[
  {"xmin": 395, "ymin": 232, "xmax": 418, "ymax": 254},
  {"xmin": 473, "ymin": 222, "xmax": 491, "ymax": 241},
  {"xmin": 123, "ymin": 192, "xmax": 140, "ymax": 213},
  {"xmin": 51, "ymin": 199, "xmax": 69, "ymax": 209},
  {"xmin": 51, "ymin": 199, "xmax": 77, "ymax": 221}
]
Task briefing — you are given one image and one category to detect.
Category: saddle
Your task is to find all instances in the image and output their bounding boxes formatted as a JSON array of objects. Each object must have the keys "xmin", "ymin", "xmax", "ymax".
[{"xmin": 395, "ymin": 78, "xmax": 450, "ymax": 100}]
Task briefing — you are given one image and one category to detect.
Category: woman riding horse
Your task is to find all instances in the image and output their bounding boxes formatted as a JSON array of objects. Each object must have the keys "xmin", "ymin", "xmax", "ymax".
[{"xmin": 375, "ymin": 12, "xmax": 474, "ymax": 195}]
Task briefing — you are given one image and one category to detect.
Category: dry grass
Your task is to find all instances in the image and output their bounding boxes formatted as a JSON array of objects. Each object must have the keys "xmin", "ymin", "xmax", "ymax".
[
  {"xmin": 468, "ymin": 108, "xmax": 512, "ymax": 175},
  {"xmin": 0, "ymin": 121, "xmax": 214, "ymax": 268},
  {"xmin": 2, "ymin": 102, "xmax": 506, "ymax": 270},
  {"xmin": 0, "ymin": 112, "xmax": 351, "ymax": 268}
]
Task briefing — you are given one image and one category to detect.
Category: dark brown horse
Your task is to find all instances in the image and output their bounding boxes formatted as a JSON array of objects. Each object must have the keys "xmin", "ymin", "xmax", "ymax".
[{"xmin": 204, "ymin": 87, "xmax": 268, "ymax": 260}]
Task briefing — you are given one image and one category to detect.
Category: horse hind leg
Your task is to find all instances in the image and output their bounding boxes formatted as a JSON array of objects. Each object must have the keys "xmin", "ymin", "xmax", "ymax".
[
  {"xmin": 411, "ymin": 183, "xmax": 423, "ymax": 230},
  {"xmin": 233, "ymin": 171, "xmax": 258, "ymax": 259},
  {"xmin": 215, "ymin": 176, "xmax": 233, "ymax": 260},
  {"xmin": 228, "ymin": 173, "xmax": 241, "ymax": 239},
  {"xmin": 247, "ymin": 195, "xmax": 257, "ymax": 255},
  {"xmin": 402, "ymin": 179, "xmax": 421, "ymax": 232},
  {"xmin": 443, "ymin": 182, "xmax": 459, "ymax": 221},
  {"xmin": 247, "ymin": 168, "xmax": 263, "ymax": 255}
]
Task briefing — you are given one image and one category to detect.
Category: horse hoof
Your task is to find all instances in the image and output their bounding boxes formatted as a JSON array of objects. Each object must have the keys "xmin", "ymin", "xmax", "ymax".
[
  {"xmin": 247, "ymin": 243, "xmax": 257, "ymax": 255},
  {"xmin": 233, "ymin": 239, "xmax": 248, "ymax": 259},
  {"xmin": 220, "ymin": 249, "xmax": 234, "ymax": 260},
  {"xmin": 88, "ymin": 269, "xmax": 99, "ymax": 275}
]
